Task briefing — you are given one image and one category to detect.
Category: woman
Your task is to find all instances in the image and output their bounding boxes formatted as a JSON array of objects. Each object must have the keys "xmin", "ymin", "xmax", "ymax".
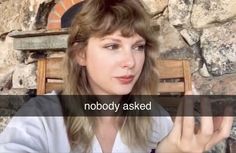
[{"xmin": 0, "ymin": 0, "xmax": 233, "ymax": 152}]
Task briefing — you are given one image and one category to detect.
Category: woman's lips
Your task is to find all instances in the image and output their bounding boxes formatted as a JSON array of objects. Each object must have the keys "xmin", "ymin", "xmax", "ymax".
[{"xmin": 115, "ymin": 75, "xmax": 134, "ymax": 84}]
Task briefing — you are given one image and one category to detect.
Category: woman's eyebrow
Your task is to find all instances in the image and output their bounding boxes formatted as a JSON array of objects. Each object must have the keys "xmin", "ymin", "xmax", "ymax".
[
  {"xmin": 100, "ymin": 37, "xmax": 146, "ymax": 44},
  {"xmin": 134, "ymin": 39, "xmax": 146, "ymax": 44},
  {"xmin": 101, "ymin": 37, "xmax": 121, "ymax": 42}
]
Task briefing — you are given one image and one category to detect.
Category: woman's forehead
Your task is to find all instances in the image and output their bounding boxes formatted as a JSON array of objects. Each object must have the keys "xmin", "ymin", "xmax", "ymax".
[{"xmin": 93, "ymin": 30, "xmax": 145, "ymax": 41}]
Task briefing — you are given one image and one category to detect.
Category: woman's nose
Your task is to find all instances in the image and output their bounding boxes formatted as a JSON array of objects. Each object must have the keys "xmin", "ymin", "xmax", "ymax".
[{"xmin": 120, "ymin": 49, "xmax": 135, "ymax": 69}]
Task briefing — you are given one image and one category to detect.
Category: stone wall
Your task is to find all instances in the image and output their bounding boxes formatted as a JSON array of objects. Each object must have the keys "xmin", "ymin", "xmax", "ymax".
[
  {"xmin": 141, "ymin": 0, "xmax": 236, "ymax": 95},
  {"xmin": 0, "ymin": 0, "xmax": 56, "ymax": 95},
  {"xmin": 0, "ymin": 0, "xmax": 236, "ymax": 152}
]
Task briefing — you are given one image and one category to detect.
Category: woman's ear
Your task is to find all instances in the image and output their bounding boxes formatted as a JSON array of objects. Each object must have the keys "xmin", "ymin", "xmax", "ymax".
[{"xmin": 76, "ymin": 51, "xmax": 86, "ymax": 66}]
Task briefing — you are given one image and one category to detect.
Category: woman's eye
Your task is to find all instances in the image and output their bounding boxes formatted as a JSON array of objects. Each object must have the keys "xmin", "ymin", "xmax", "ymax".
[
  {"xmin": 104, "ymin": 44, "xmax": 119, "ymax": 50},
  {"xmin": 134, "ymin": 44, "xmax": 146, "ymax": 51}
]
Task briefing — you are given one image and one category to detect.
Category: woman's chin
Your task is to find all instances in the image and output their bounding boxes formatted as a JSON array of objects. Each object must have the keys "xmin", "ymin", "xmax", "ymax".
[{"xmin": 111, "ymin": 87, "xmax": 133, "ymax": 95}]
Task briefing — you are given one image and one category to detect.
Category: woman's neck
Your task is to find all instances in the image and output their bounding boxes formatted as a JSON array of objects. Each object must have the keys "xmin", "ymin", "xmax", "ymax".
[{"xmin": 96, "ymin": 117, "xmax": 125, "ymax": 128}]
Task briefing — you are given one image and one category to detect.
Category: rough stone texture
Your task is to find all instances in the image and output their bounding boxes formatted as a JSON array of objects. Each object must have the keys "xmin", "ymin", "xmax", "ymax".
[
  {"xmin": 168, "ymin": 0, "xmax": 193, "ymax": 26},
  {"xmin": 199, "ymin": 64, "xmax": 211, "ymax": 77},
  {"xmin": 0, "ymin": 88, "xmax": 29, "ymax": 95},
  {"xmin": 33, "ymin": 0, "xmax": 55, "ymax": 30},
  {"xmin": 141, "ymin": 0, "xmax": 168, "ymax": 15},
  {"xmin": 201, "ymin": 21, "xmax": 236, "ymax": 76},
  {"xmin": 0, "ymin": 0, "xmax": 35, "ymax": 34},
  {"xmin": 191, "ymin": 0, "xmax": 236, "ymax": 28},
  {"xmin": 0, "ymin": 36, "xmax": 22, "ymax": 67},
  {"xmin": 12, "ymin": 63, "xmax": 36, "ymax": 89},
  {"xmin": 0, "ymin": 0, "xmax": 53, "ymax": 34},
  {"xmin": 154, "ymin": 16, "xmax": 200, "ymax": 72},
  {"xmin": 0, "ymin": 117, "xmax": 11, "ymax": 133},
  {"xmin": 154, "ymin": 16, "xmax": 188, "ymax": 54},
  {"xmin": 180, "ymin": 28, "xmax": 200, "ymax": 46},
  {"xmin": 0, "ymin": 36, "xmax": 23, "ymax": 88},
  {"xmin": 231, "ymin": 119, "xmax": 236, "ymax": 140},
  {"xmin": 0, "ymin": 0, "xmax": 54, "ymax": 89},
  {"xmin": 0, "ymin": 66, "xmax": 14, "ymax": 89},
  {"xmin": 193, "ymin": 72, "xmax": 236, "ymax": 95},
  {"xmin": 228, "ymin": 120, "xmax": 236, "ymax": 153},
  {"xmin": 207, "ymin": 140, "xmax": 226, "ymax": 153},
  {"xmin": 228, "ymin": 138, "xmax": 236, "ymax": 153},
  {"xmin": 24, "ymin": 51, "xmax": 46, "ymax": 64}
]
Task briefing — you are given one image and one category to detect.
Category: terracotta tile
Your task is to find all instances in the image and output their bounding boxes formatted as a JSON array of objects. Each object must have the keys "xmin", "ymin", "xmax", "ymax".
[
  {"xmin": 72, "ymin": 0, "xmax": 84, "ymax": 4},
  {"xmin": 61, "ymin": 0, "xmax": 73, "ymax": 10},
  {"xmin": 53, "ymin": 2, "xmax": 66, "ymax": 16},
  {"xmin": 48, "ymin": 12, "xmax": 60, "ymax": 21},
  {"xmin": 47, "ymin": 22, "xmax": 61, "ymax": 30}
]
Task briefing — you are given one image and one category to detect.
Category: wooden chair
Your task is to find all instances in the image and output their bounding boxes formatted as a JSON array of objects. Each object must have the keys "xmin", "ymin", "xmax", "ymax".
[
  {"xmin": 37, "ymin": 57, "xmax": 64, "ymax": 95},
  {"xmin": 37, "ymin": 57, "xmax": 192, "ymax": 95},
  {"xmin": 157, "ymin": 59, "xmax": 192, "ymax": 94}
]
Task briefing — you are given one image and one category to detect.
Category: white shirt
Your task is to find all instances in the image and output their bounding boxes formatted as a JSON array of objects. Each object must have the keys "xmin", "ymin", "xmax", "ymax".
[{"xmin": 0, "ymin": 91, "xmax": 173, "ymax": 153}]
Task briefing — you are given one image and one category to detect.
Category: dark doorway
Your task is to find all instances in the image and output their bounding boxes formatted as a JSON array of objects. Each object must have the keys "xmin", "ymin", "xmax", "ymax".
[{"xmin": 61, "ymin": 2, "xmax": 84, "ymax": 28}]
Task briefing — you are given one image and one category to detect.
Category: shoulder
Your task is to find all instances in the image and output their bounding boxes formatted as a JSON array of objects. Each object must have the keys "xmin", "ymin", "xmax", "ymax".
[
  {"xmin": 146, "ymin": 116, "xmax": 173, "ymax": 152},
  {"xmin": 0, "ymin": 91, "xmax": 70, "ymax": 152},
  {"xmin": 16, "ymin": 90, "xmax": 63, "ymax": 116},
  {"xmin": 151, "ymin": 116, "xmax": 173, "ymax": 141},
  {"xmin": 0, "ymin": 117, "xmax": 69, "ymax": 152},
  {"xmin": 148, "ymin": 105, "xmax": 174, "ymax": 148},
  {"xmin": 150, "ymin": 103, "xmax": 173, "ymax": 140}
]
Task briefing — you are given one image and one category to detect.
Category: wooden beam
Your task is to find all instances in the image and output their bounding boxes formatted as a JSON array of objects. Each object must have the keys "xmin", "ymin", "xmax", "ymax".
[{"xmin": 37, "ymin": 59, "xmax": 46, "ymax": 95}]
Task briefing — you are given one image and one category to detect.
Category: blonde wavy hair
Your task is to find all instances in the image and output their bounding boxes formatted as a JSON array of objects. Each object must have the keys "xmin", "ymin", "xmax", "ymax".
[{"xmin": 61, "ymin": 0, "xmax": 159, "ymax": 152}]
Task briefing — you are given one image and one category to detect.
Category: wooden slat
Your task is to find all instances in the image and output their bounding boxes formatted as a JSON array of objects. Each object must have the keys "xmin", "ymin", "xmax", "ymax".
[
  {"xmin": 37, "ymin": 58, "xmax": 192, "ymax": 95},
  {"xmin": 45, "ymin": 82, "xmax": 63, "ymax": 93},
  {"xmin": 46, "ymin": 58, "xmax": 64, "ymax": 78},
  {"xmin": 157, "ymin": 59, "xmax": 183, "ymax": 67},
  {"xmin": 37, "ymin": 59, "xmax": 46, "ymax": 95},
  {"xmin": 158, "ymin": 82, "xmax": 185, "ymax": 93},
  {"xmin": 47, "ymin": 79, "xmax": 64, "ymax": 83},
  {"xmin": 183, "ymin": 60, "xmax": 192, "ymax": 92},
  {"xmin": 157, "ymin": 60, "xmax": 184, "ymax": 79}
]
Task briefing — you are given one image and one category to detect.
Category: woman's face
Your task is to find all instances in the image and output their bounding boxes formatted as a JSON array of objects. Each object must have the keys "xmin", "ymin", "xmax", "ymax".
[{"xmin": 76, "ymin": 30, "xmax": 145, "ymax": 95}]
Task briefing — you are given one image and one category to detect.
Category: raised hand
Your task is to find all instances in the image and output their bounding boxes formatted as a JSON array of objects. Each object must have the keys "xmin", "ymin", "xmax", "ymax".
[{"xmin": 156, "ymin": 92, "xmax": 233, "ymax": 153}]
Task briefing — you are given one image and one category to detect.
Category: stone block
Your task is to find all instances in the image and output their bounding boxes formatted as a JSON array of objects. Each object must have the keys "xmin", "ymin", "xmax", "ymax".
[
  {"xmin": 12, "ymin": 63, "xmax": 36, "ymax": 89},
  {"xmin": 191, "ymin": 0, "xmax": 236, "ymax": 28},
  {"xmin": 201, "ymin": 21, "xmax": 236, "ymax": 76}
]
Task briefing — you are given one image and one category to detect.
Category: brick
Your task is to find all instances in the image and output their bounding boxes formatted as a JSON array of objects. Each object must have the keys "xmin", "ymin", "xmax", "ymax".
[
  {"xmin": 48, "ymin": 19, "xmax": 60, "ymax": 24},
  {"xmin": 47, "ymin": 22, "xmax": 61, "ymax": 30},
  {"xmin": 53, "ymin": 2, "xmax": 66, "ymax": 16},
  {"xmin": 48, "ymin": 12, "xmax": 60, "ymax": 21},
  {"xmin": 59, "ymin": 0, "xmax": 66, "ymax": 10},
  {"xmin": 61, "ymin": 0, "xmax": 73, "ymax": 10},
  {"xmin": 72, "ymin": 0, "xmax": 84, "ymax": 4}
]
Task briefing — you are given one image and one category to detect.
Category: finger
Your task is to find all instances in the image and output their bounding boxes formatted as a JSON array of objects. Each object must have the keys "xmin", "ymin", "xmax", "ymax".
[
  {"xmin": 182, "ymin": 95, "xmax": 194, "ymax": 140},
  {"xmin": 213, "ymin": 117, "xmax": 223, "ymax": 131},
  {"xmin": 185, "ymin": 91, "xmax": 192, "ymax": 96},
  {"xmin": 213, "ymin": 102, "xmax": 232, "ymax": 130},
  {"xmin": 171, "ymin": 101, "xmax": 184, "ymax": 138},
  {"xmin": 204, "ymin": 107, "xmax": 234, "ymax": 151},
  {"xmin": 200, "ymin": 97, "xmax": 213, "ymax": 134},
  {"xmin": 197, "ymin": 97, "xmax": 213, "ymax": 144},
  {"xmin": 218, "ymin": 107, "xmax": 233, "ymax": 137}
]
